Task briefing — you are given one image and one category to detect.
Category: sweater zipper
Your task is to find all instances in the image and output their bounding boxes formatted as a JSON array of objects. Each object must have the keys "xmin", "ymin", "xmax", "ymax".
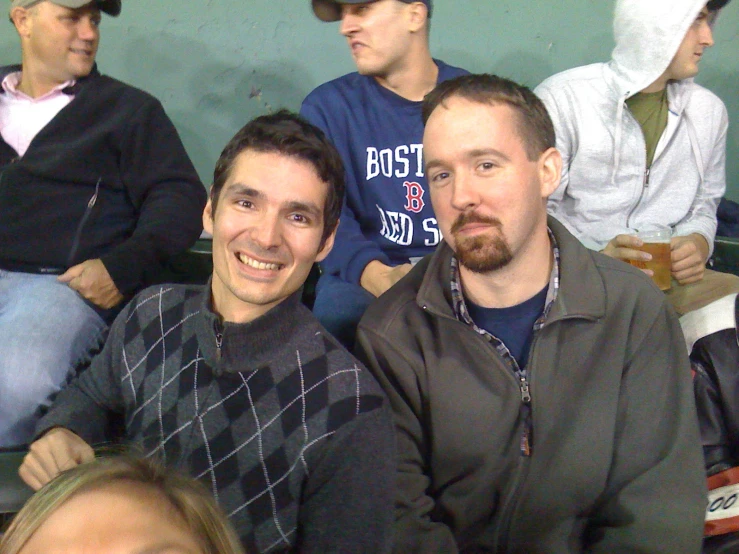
[
  {"xmin": 494, "ymin": 333, "xmax": 540, "ymax": 552},
  {"xmin": 66, "ymin": 178, "xmax": 101, "ymax": 267},
  {"xmin": 626, "ymin": 166, "xmax": 650, "ymax": 228},
  {"xmin": 624, "ymin": 105, "xmax": 650, "ymax": 229},
  {"xmin": 518, "ymin": 373, "xmax": 533, "ymax": 456},
  {"xmin": 214, "ymin": 321, "xmax": 223, "ymax": 361}
]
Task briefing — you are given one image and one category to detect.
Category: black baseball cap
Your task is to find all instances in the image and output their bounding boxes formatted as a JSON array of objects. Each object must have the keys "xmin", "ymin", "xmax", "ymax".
[
  {"xmin": 707, "ymin": 0, "xmax": 731, "ymax": 10},
  {"xmin": 311, "ymin": 0, "xmax": 432, "ymax": 22}
]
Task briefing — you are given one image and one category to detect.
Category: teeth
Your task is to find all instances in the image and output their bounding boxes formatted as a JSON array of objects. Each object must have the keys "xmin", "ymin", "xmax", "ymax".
[{"xmin": 237, "ymin": 253, "xmax": 280, "ymax": 271}]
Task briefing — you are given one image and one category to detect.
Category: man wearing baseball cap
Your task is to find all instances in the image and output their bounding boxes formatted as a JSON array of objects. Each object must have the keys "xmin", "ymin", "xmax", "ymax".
[
  {"xmin": 0, "ymin": 0, "xmax": 206, "ymax": 447},
  {"xmin": 300, "ymin": 0, "xmax": 467, "ymax": 348}
]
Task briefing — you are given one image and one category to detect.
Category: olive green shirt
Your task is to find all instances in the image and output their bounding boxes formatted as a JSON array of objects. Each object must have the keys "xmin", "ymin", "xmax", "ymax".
[{"xmin": 626, "ymin": 89, "xmax": 669, "ymax": 168}]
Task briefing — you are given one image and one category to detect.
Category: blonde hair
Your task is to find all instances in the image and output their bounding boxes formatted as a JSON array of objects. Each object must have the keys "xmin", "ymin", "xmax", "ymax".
[{"xmin": 0, "ymin": 456, "xmax": 245, "ymax": 554}]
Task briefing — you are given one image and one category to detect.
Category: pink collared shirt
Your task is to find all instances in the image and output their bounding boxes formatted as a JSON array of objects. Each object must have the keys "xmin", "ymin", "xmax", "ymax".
[{"xmin": 0, "ymin": 72, "xmax": 75, "ymax": 157}]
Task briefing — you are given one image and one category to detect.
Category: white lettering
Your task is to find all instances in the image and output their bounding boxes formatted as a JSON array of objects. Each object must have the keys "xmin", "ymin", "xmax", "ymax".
[
  {"xmin": 411, "ymin": 144, "xmax": 424, "ymax": 177},
  {"xmin": 380, "ymin": 148, "xmax": 393, "ymax": 178},
  {"xmin": 423, "ymin": 217, "xmax": 441, "ymax": 246},
  {"xmin": 377, "ymin": 205, "xmax": 414, "ymax": 246},
  {"xmin": 395, "ymin": 145, "xmax": 410, "ymax": 178},
  {"xmin": 366, "ymin": 147, "xmax": 379, "ymax": 180},
  {"xmin": 365, "ymin": 144, "xmax": 425, "ymax": 181},
  {"xmin": 377, "ymin": 204, "xmax": 389, "ymax": 238},
  {"xmin": 387, "ymin": 212, "xmax": 401, "ymax": 241}
]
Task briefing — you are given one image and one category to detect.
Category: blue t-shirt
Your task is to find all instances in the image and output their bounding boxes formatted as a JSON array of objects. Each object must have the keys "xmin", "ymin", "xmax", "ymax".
[
  {"xmin": 466, "ymin": 285, "xmax": 549, "ymax": 369},
  {"xmin": 300, "ymin": 60, "xmax": 469, "ymax": 285}
]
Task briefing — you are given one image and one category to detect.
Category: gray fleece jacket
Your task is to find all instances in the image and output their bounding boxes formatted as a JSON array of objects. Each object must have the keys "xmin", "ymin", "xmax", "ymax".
[
  {"xmin": 356, "ymin": 217, "xmax": 706, "ymax": 553},
  {"xmin": 535, "ymin": 0, "xmax": 728, "ymax": 254}
]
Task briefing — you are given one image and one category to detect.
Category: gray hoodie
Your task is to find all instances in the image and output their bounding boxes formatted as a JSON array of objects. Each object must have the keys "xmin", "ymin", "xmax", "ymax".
[{"xmin": 535, "ymin": 0, "xmax": 727, "ymax": 253}]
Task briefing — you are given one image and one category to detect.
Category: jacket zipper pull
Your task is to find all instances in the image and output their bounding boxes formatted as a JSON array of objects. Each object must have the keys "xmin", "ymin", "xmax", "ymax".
[
  {"xmin": 215, "ymin": 332, "xmax": 223, "ymax": 361},
  {"xmin": 89, "ymin": 177, "xmax": 101, "ymax": 207},
  {"xmin": 214, "ymin": 320, "xmax": 223, "ymax": 362},
  {"xmin": 519, "ymin": 376, "xmax": 531, "ymax": 403},
  {"xmin": 519, "ymin": 376, "xmax": 533, "ymax": 457},
  {"xmin": 65, "ymin": 178, "xmax": 102, "ymax": 268}
]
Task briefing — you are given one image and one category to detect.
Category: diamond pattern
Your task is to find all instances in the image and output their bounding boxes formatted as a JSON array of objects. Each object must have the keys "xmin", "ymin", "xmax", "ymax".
[{"xmin": 108, "ymin": 285, "xmax": 385, "ymax": 553}]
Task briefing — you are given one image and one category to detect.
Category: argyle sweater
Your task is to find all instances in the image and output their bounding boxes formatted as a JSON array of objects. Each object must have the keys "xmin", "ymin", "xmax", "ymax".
[{"xmin": 36, "ymin": 284, "xmax": 395, "ymax": 553}]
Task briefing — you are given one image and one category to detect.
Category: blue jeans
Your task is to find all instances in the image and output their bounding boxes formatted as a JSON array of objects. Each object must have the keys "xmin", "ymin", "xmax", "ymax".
[
  {"xmin": 312, "ymin": 273, "xmax": 375, "ymax": 351},
  {"xmin": 0, "ymin": 271, "xmax": 107, "ymax": 447}
]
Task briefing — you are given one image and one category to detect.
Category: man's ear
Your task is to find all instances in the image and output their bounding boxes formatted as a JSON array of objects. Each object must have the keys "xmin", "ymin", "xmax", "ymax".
[
  {"xmin": 538, "ymin": 147, "xmax": 563, "ymax": 199},
  {"xmin": 10, "ymin": 7, "xmax": 31, "ymax": 37},
  {"xmin": 315, "ymin": 220, "xmax": 338, "ymax": 263},
  {"xmin": 406, "ymin": 1, "xmax": 428, "ymax": 33},
  {"xmin": 202, "ymin": 198, "xmax": 214, "ymax": 235}
]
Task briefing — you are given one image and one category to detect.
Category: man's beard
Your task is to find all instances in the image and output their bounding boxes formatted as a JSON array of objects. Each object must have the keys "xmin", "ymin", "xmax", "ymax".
[{"xmin": 451, "ymin": 212, "xmax": 513, "ymax": 273}]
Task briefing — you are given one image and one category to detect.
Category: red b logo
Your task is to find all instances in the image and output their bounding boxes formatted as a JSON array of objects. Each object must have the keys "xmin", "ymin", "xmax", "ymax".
[{"xmin": 403, "ymin": 181, "xmax": 425, "ymax": 214}]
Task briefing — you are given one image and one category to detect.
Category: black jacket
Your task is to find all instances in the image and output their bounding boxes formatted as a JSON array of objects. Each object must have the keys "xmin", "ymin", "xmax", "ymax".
[{"xmin": 0, "ymin": 65, "xmax": 206, "ymax": 294}]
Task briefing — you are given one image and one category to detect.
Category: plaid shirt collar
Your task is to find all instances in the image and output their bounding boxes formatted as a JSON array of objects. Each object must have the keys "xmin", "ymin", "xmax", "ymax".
[{"xmin": 450, "ymin": 228, "xmax": 561, "ymax": 372}]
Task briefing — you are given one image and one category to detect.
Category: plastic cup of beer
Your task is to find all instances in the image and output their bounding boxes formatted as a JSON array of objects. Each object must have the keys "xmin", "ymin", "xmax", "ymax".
[{"xmin": 629, "ymin": 226, "xmax": 672, "ymax": 291}]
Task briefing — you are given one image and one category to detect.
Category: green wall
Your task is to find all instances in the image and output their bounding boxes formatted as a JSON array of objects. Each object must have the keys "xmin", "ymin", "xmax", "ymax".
[{"xmin": 2, "ymin": 1, "xmax": 738, "ymax": 198}]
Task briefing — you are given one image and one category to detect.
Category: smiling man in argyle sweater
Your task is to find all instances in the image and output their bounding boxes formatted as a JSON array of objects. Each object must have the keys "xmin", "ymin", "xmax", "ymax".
[{"xmin": 18, "ymin": 111, "xmax": 396, "ymax": 554}]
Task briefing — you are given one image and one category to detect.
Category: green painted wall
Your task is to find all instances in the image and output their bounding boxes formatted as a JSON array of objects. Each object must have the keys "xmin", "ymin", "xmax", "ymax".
[{"xmin": 2, "ymin": 1, "xmax": 737, "ymax": 198}]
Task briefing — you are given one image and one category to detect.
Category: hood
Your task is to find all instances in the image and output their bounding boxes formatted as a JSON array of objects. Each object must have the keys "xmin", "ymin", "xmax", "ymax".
[{"xmin": 610, "ymin": 0, "xmax": 708, "ymax": 96}]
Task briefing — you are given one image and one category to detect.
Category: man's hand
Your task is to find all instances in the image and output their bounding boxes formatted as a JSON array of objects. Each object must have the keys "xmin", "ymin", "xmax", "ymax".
[
  {"xmin": 360, "ymin": 260, "xmax": 413, "ymax": 297},
  {"xmin": 601, "ymin": 234, "xmax": 653, "ymax": 274},
  {"xmin": 58, "ymin": 258, "xmax": 124, "ymax": 309},
  {"xmin": 671, "ymin": 233, "xmax": 709, "ymax": 285},
  {"xmin": 19, "ymin": 427, "xmax": 94, "ymax": 491}
]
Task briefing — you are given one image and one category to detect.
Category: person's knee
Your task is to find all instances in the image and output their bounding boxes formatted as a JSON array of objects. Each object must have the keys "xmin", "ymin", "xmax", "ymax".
[
  {"xmin": 0, "ymin": 342, "xmax": 72, "ymax": 407},
  {"xmin": 0, "ymin": 307, "xmax": 106, "ymax": 446}
]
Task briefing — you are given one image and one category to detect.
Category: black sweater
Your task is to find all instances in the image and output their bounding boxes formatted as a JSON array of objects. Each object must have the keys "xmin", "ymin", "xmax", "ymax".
[{"xmin": 0, "ymin": 66, "xmax": 206, "ymax": 294}]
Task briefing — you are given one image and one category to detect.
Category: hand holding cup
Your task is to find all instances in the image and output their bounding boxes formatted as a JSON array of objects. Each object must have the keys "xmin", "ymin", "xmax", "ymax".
[{"xmin": 627, "ymin": 226, "xmax": 672, "ymax": 290}]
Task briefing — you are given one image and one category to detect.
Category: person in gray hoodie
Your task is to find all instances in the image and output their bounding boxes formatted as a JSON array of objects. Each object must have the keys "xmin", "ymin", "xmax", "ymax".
[{"xmin": 535, "ymin": 0, "xmax": 738, "ymax": 317}]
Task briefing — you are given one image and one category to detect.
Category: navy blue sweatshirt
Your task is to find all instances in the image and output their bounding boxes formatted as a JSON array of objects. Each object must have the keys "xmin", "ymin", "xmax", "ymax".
[{"xmin": 300, "ymin": 60, "xmax": 468, "ymax": 285}]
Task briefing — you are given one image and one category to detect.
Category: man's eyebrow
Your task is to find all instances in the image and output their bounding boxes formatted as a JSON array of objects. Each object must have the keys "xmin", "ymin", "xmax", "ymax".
[
  {"xmin": 222, "ymin": 183, "xmax": 265, "ymax": 199},
  {"xmin": 284, "ymin": 200, "xmax": 322, "ymax": 219},
  {"xmin": 466, "ymin": 148, "xmax": 511, "ymax": 162},
  {"xmin": 425, "ymin": 148, "xmax": 511, "ymax": 171},
  {"xmin": 425, "ymin": 159, "xmax": 447, "ymax": 172}
]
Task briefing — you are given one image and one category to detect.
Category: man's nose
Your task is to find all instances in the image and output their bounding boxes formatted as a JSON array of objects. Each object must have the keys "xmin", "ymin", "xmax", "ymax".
[
  {"xmin": 249, "ymin": 213, "xmax": 283, "ymax": 250},
  {"xmin": 77, "ymin": 17, "xmax": 99, "ymax": 41},
  {"xmin": 450, "ymin": 172, "xmax": 481, "ymax": 212},
  {"xmin": 340, "ymin": 11, "xmax": 360, "ymax": 36}
]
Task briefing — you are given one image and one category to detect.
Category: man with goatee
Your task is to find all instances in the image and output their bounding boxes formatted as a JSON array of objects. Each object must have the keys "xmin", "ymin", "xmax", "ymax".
[{"xmin": 355, "ymin": 73, "xmax": 706, "ymax": 553}]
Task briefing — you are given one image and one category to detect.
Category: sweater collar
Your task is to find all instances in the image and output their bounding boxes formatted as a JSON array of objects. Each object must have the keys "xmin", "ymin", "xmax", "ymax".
[
  {"xmin": 416, "ymin": 216, "xmax": 606, "ymax": 324},
  {"xmin": 0, "ymin": 64, "xmax": 100, "ymax": 96},
  {"xmin": 196, "ymin": 283, "xmax": 310, "ymax": 374}
]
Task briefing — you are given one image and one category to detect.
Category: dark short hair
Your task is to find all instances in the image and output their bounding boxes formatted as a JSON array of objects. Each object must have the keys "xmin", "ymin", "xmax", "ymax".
[
  {"xmin": 422, "ymin": 74, "xmax": 556, "ymax": 162},
  {"xmin": 707, "ymin": 0, "xmax": 730, "ymax": 11},
  {"xmin": 210, "ymin": 110, "xmax": 345, "ymax": 247}
]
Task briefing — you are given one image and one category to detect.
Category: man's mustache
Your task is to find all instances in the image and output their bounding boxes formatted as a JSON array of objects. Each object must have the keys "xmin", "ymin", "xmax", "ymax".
[{"xmin": 450, "ymin": 213, "xmax": 503, "ymax": 235}]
